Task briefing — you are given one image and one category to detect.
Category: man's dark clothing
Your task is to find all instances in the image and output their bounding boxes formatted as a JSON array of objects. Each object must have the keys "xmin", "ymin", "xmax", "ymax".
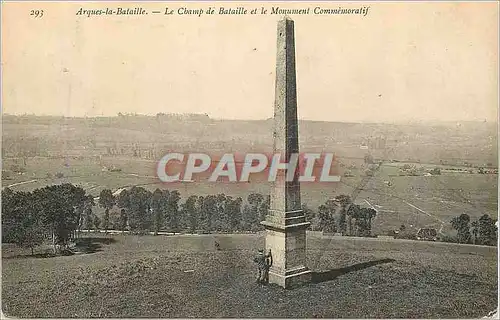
[{"xmin": 254, "ymin": 251, "xmax": 272, "ymax": 284}]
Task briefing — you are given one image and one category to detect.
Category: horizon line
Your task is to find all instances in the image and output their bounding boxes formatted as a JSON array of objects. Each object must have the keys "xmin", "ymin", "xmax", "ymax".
[{"xmin": 2, "ymin": 112, "xmax": 496, "ymax": 124}]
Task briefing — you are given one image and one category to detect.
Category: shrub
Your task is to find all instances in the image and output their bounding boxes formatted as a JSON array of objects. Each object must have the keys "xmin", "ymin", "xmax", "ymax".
[
  {"xmin": 394, "ymin": 229, "xmax": 417, "ymax": 240},
  {"xmin": 439, "ymin": 234, "xmax": 458, "ymax": 243}
]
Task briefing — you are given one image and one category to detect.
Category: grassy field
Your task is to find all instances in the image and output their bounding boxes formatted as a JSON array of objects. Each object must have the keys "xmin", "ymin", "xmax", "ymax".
[
  {"xmin": 3, "ymin": 156, "xmax": 497, "ymax": 235},
  {"xmin": 1, "ymin": 233, "xmax": 497, "ymax": 318}
]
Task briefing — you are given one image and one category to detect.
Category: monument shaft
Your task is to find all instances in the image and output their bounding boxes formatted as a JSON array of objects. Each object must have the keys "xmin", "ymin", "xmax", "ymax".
[{"xmin": 262, "ymin": 17, "xmax": 311, "ymax": 288}]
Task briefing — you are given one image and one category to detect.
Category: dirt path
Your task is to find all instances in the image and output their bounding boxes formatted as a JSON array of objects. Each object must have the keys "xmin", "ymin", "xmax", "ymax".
[
  {"xmin": 402, "ymin": 200, "xmax": 446, "ymax": 234},
  {"xmin": 2, "ymin": 179, "xmax": 38, "ymax": 189}
]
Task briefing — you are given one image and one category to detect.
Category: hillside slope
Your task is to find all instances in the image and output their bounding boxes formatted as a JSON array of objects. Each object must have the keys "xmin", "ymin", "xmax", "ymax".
[{"xmin": 2, "ymin": 233, "xmax": 497, "ymax": 318}]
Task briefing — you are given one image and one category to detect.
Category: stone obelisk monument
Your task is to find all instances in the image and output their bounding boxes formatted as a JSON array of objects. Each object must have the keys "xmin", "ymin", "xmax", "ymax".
[{"xmin": 261, "ymin": 17, "xmax": 311, "ymax": 288}]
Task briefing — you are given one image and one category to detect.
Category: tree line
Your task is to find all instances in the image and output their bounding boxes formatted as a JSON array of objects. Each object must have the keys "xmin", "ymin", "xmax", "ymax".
[
  {"xmin": 450, "ymin": 213, "xmax": 497, "ymax": 246},
  {"xmin": 95, "ymin": 190, "xmax": 377, "ymax": 236},
  {"xmin": 2, "ymin": 183, "xmax": 381, "ymax": 254},
  {"xmin": 95, "ymin": 187, "xmax": 256, "ymax": 235},
  {"xmin": 6, "ymin": 182, "xmax": 495, "ymax": 256},
  {"xmin": 312, "ymin": 195, "xmax": 377, "ymax": 237}
]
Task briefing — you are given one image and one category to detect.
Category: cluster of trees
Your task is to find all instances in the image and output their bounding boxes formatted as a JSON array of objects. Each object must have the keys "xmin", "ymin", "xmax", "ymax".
[
  {"xmin": 90, "ymin": 187, "xmax": 269, "ymax": 234},
  {"xmin": 315, "ymin": 195, "xmax": 377, "ymax": 236},
  {"xmin": 91, "ymin": 189, "xmax": 377, "ymax": 236},
  {"xmin": 2, "ymin": 182, "xmax": 380, "ymax": 255},
  {"xmin": 2, "ymin": 184, "xmax": 94, "ymax": 254},
  {"xmin": 451, "ymin": 213, "xmax": 497, "ymax": 246}
]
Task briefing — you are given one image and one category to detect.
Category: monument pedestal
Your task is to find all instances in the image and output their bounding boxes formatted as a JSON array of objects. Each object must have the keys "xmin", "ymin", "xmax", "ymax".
[{"xmin": 262, "ymin": 210, "xmax": 311, "ymax": 288}]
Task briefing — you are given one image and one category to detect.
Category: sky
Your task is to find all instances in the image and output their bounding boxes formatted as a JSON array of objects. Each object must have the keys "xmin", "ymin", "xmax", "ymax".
[{"xmin": 2, "ymin": 1, "xmax": 499, "ymax": 122}]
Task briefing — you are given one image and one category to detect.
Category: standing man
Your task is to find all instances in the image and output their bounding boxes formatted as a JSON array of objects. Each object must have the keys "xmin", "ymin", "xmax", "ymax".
[
  {"xmin": 253, "ymin": 249, "xmax": 272, "ymax": 284},
  {"xmin": 263, "ymin": 249, "xmax": 273, "ymax": 284}
]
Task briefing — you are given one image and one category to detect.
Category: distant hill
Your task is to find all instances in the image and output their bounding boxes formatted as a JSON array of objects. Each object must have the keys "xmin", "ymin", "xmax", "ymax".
[{"xmin": 2, "ymin": 114, "xmax": 497, "ymax": 166}]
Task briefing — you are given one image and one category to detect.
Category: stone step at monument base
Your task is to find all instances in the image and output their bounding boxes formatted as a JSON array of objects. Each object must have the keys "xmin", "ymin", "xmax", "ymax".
[
  {"xmin": 263, "ymin": 209, "xmax": 310, "ymax": 229},
  {"xmin": 261, "ymin": 220, "xmax": 310, "ymax": 231},
  {"xmin": 268, "ymin": 265, "xmax": 312, "ymax": 289}
]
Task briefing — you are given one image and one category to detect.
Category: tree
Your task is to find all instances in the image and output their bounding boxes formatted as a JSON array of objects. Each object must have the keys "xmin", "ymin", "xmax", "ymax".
[
  {"xmin": 471, "ymin": 220, "xmax": 479, "ymax": 244},
  {"xmin": 213, "ymin": 194, "xmax": 229, "ymax": 232},
  {"xmin": 119, "ymin": 209, "xmax": 128, "ymax": 233},
  {"xmin": 128, "ymin": 187, "xmax": 153, "ymax": 232},
  {"xmin": 336, "ymin": 195, "xmax": 353, "ymax": 234},
  {"xmin": 198, "ymin": 194, "xmax": 243, "ymax": 232},
  {"xmin": 319, "ymin": 195, "xmax": 351, "ymax": 234},
  {"xmin": 117, "ymin": 189, "xmax": 131, "ymax": 232},
  {"xmin": 17, "ymin": 204, "xmax": 45, "ymax": 256},
  {"xmin": 316, "ymin": 195, "xmax": 375, "ymax": 237},
  {"xmin": 166, "ymin": 190, "xmax": 181, "ymax": 232},
  {"xmin": 242, "ymin": 193, "xmax": 264, "ymax": 231},
  {"xmin": 219, "ymin": 195, "xmax": 232, "ymax": 232},
  {"xmin": 2, "ymin": 188, "xmax": 19, "ymax": 243},
  {"xmin": 346, "ymin": 203, "xmax": 360, "ymax": 236},
  {"xmin": 347, "ymin": 204, "xmax": 362, "ymax": 236},
  {"xmin": 354, "ymin": 208, "xmax": 377, "ymax": 236},
  {"xmin": 302, "ymin": 204, "xmax": 315, "ymax": 231},
  {"xmin": 365, "ymin": 208, "xmax": 377, "ymax": 235},
  {"xmin": 225, "ymin": 197, "xmax": 242, "ymax": 231},
  {"xmin": 78, "ymin": 195, "xmax": 94, "ymax": 236},
  {"xmin": 83, "ymin": 196, "xmax": 95, "ymax": 231},
  {"xmin": 242, "ymin": 204, "xmax": 255, "ymax": 231},
  {"xmin": 198, "ymin": 195, "xmax": 213, "ymax": 232},
  {"xmin": 302, "ymin": 203, "xmax": 315, "ymax": 222},
  {"xmin": 98, "ymin": 189, "xmax": 115, "ymax": 234},
  {"xmin": 151, "ymin": 189, "xmax": 166, "ymax": 235},
  {"xmin": 451, "ymin": 213, "xmax": 471, "ymax": 244},
  {"xmin": 353, "ymin": 209, "xmax": 369, "ymax": 236},
  {"xmin": 57, "ymin": 184, "xmax": 87, "ymax": 248},
  {"xmin": 31, "ymin": 184, "xmax": 87, "ymax": 253},
  {"xmin": 93, "ymin": 215, "xmax": 101, "ymax": 231},
  {"xmin": 318, "ymin": 204, "xmax": 334, "ymax": 233},
  {"xmin": 2, "ymin": 190, "xmax": 45, "ymax": 255},
  {"xmin": 181, "ymin": 195, "xmax": 199, "ymax": 233},
  {"xmin": 107, "ymin": 209, "xmax": 121, "ymax": 230},
  {"xmin": 476, "ymin": 214, "xmax": 497, "ymax": 246}
]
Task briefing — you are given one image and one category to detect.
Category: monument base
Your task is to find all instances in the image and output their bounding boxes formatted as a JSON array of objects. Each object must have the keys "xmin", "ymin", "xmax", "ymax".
[
  {"xmin": 262, "ymin": 215, "xmax": 311, "ymax": 289},
  {"xmin": 268, "ymin": 266, "xmax": 312, "ymax": 289}
]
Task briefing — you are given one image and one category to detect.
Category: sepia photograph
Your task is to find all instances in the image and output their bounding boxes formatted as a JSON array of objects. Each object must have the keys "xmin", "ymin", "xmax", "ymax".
[{"xmin": 1, "ymin": 1, "xmax": 498, "ymax": 318}]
